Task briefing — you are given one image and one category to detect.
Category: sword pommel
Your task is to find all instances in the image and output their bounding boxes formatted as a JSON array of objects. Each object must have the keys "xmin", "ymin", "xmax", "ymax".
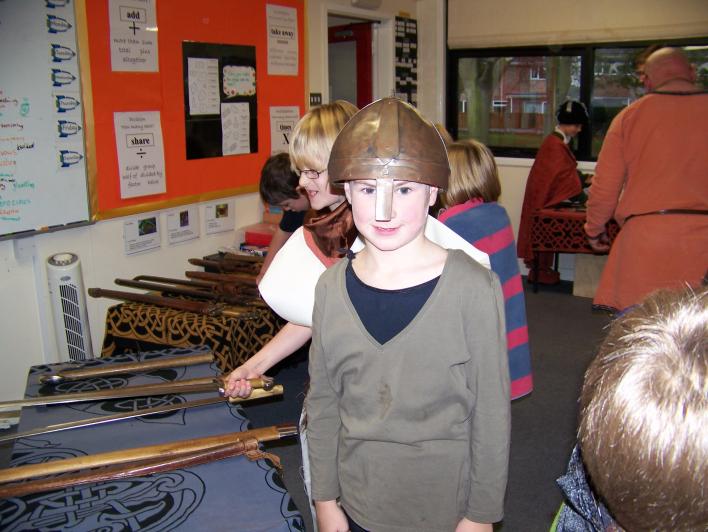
[{"xmin": 253, "ymin": 376, "xmax": 275, "ymax": 391}]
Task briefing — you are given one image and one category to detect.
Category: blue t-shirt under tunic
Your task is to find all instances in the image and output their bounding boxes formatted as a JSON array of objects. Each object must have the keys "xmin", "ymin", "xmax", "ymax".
[
  {"xmin": 279, "ymin": 209, "xmax": 306, "ymax": 232},
  {"xmin": 345, "ymin": 255, "xmax": 439, "ymax": 344}
]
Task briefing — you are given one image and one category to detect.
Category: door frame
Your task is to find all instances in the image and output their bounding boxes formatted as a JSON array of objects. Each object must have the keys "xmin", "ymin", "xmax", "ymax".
[
  {"xmin": 314, "ymin": 3, "xmax": 395, "ymax": 105},
  {"xmin": 328, "ymin": 22, "xmax": 373, "ymax": 108}
]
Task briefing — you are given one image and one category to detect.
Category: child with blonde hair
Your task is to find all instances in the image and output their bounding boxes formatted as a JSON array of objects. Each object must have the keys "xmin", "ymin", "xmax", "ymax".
[{"xmin": 553, "ymin": 286, "xmax": 707, "ymax": 530}]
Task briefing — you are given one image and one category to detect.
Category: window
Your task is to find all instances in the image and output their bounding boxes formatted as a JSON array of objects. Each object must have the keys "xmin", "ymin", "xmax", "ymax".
[
  {"xmin": 529, "ymin": 64, "xmax": 546, "ymax": 80},
  {"xmin": 448, "ymin": 40, "xmax": 708, "ymax": 160}
]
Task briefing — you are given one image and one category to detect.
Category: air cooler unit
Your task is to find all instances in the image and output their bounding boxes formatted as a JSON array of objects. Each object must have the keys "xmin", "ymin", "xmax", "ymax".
[{"xmin": 47, "ymin": 252, "xmax": 94, "ymax": 361}]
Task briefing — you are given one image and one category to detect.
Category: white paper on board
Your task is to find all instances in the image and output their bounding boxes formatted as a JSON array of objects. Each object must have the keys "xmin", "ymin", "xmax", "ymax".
[
  {"xmin": 114, "ymin": 111, "xmax": 166, "ymax": 199},
  {"xmin": 108, "ymin": 0, "xmax": 158, "ymax": 72}
]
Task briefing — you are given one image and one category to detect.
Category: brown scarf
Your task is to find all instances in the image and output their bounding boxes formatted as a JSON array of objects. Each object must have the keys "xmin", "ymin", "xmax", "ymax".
[{"xmin": 303, "ymin": 202, "xmax": 357, "ymax": 260}]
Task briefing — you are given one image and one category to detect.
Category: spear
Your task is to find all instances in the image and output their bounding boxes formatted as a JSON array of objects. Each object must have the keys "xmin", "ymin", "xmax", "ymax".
[
  {"xmin": 133, "ymin": 274, "xmax": 221, "ymax": 289},
  {"xmin": 188, "ymin": 257, "xmax": 261, "ymax": 275},
  {"xmin": 0, "ymin": 376, "xmax": 278, "ymax": 411},
  {"xmin": 219, "ymin": 252, "xmax": 265, "ymax": 264},
  {"xmin": 39, "ymin": 351, "xmax": 215, "ymax": 385},
  {"xmin": 185, "ymin": 270, "xmax": 258, "ymax": 287},
  {"xmin": 88, "ymin": 287, "xmax": 256, "ymax": 318},
  {"xmin": 134, "ymin": 274, "xmax": 261, "ymax": 298},
  {"xmin": 113, "ymin": 278, "xmax": 267, "ymax": 308},
  {"xmin": 0, "ymin": 423, "xmax": 298, "ymax": 498}
]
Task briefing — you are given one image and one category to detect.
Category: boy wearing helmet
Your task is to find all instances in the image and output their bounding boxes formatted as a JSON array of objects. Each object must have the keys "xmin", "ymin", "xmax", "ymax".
[
  {"xmin": 516, "ymin": 100, "xmax": 592, "ymax": 285},
  {"xmin": 306, "ymin": 99, "xmax": 510, "ymax": 532}
]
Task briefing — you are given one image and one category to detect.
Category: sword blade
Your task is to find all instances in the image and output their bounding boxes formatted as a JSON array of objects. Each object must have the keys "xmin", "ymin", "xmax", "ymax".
[
  {"xmin": 0, "ymin": 377, "xmax": 220, "ymax": 411},
  {"xmin": 0, "ymin": 385, "xmax": 283, "ymax": 443},
  {"xmin": 39, "ymin": 352, "xmax": 214, "ymax": 384},
  {"xmin": 0, "ymin": 396, "xmax": 226, "ymax": 443}
]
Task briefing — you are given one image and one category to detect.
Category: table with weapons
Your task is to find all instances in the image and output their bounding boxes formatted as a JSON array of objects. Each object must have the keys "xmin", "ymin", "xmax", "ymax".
[
  {"xmin": 0, "ymin": 252, "xmax": 305, "ymax": 530},
  {"xmin": 0, "ymin": 347, "xmax": 302, "ymax": 530},
  {"xmin": 93, "ymin": 252, "xmax": 284, "ymax": 372}
]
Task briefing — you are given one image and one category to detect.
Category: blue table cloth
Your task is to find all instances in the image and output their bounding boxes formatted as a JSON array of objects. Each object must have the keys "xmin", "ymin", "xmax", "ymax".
[{"xmin": 0, "ymin": 347, "xmax": 304, "ymax": 531}]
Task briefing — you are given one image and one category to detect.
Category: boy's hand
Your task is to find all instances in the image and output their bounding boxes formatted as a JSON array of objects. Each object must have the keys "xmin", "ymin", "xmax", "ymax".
[
  {"xmin": 315, "ymin": 500, "xmax": 349, "ymax": 532},
  {"xmin": 223, "ymin": 365, "xmax": 261, "ymax": 398},
  {"xmin": 455, "ymin": 518, "xmax": 492, "ymax": 532}
]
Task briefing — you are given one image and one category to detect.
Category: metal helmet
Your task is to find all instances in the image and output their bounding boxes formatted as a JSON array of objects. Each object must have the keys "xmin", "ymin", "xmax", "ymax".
[{"xmin": 327, "ymin": 98, "xmax": 449, "ymax": 221}]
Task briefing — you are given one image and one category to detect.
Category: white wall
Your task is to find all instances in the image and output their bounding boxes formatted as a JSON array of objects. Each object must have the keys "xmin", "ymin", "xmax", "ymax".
[
  {"xmin": 448, "ymin": 0, "xmax": 708, "ymax": 48},
  {"xmin": 0, "ymin": 194, "xmax": 261, "ymax": 401}
]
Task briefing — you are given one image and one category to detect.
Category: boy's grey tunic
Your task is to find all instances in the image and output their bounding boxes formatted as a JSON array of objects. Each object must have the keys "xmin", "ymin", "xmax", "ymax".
[{"xmin": 306, "ymin": 250, "xmax": 511, "ymax": 531}]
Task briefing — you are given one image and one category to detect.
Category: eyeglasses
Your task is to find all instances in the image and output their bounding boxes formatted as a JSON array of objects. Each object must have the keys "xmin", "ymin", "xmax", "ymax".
[{"xmin": 298, "ymin": 168, "xmax": 327, "ymax": 179}]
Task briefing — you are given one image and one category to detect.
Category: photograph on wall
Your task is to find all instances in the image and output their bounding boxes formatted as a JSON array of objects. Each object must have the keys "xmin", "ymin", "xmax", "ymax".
[
  {"xmin": 124, "ymin": 213, "xmax": 161, "ymax": 254},
  {"xmin": 182, "ymin": 42, "xmax": 257, "ymax": 159},
  {"xmin": 166, "ymin": 204, "xmax": 199, "ymax": 245},
  {"xmin": 205, "ymin": 199, "xmax": 235, "ymax": 234}
]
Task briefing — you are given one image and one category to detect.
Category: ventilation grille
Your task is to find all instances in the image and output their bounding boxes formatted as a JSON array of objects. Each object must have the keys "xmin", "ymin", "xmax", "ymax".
[{"xmin": 58, "ymin": 282, "xmax": 89, "ymax": 360}]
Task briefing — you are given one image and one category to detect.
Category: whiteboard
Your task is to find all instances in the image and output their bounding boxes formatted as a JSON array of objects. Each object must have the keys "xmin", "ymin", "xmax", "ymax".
[{"xmin": 0, "ymin": 0, "xmax": 90, "ymax": 239}]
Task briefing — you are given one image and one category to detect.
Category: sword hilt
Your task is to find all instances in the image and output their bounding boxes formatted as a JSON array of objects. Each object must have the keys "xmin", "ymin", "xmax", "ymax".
[{"xmin": 215, "ymin": 375, "xmax": 275, "ymax": 396}]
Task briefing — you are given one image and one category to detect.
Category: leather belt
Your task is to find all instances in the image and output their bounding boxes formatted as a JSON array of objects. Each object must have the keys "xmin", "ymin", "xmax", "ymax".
[{"xmin": 624, "ymin": 209, "xmax": 708, "ymax": 222}]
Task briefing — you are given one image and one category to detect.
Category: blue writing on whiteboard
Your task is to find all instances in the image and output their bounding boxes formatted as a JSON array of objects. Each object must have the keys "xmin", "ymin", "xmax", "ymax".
[
  {"xmin": 51, "ymin": 69, "xmax": 76, "ymax": 87},
  {"xmin": 57, "ymin": 120, "xmax": 81, "ymax": 137},
  {"xmin": 55, "ymin": 95, "xmax": 80, "ymax": 112},
  {"xmin": 51, "ymin": 44, "xmax": 76, "ymax": 62},
  {"xmin": 45, "ymin": 0, "xmax": 70, "ymax": 8},
  {"xmin": 46, "ymin": 14, "xmax": 72, "ymax": 33},
  {"xmin": 59, "ymin": 150, "xmax": 83, "ymax": 167}
]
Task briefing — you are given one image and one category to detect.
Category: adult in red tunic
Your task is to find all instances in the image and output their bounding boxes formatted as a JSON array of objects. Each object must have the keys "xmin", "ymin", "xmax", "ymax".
[
  {"xmin": 585, "ymin": 48, "xmax": 708, "ymax": 312},
  {"xmin": 517, "ymin": 101, "xmax": 590, "ymax": 284}
]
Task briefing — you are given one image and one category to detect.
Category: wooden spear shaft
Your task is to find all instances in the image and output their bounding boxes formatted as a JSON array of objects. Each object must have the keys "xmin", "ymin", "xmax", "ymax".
[
  {"xmin": 113, "ymin": 278, "xmax": 268, "ymax": 308},
  {"xmin": 133, "ymin": 274, "xmax": 217, "ymax": 289},
  {"xmin": 185, "ymin": 270, "xmax": 258, "ymax": 286},
  {"xmin": 39, "ymin": 352, "xmax": 214, "ymax": 384},
  {"xmin": 0, "ymin": 423, "xmax": 297, "ymax": 485},
  {"xmin": 88, "ymin": 287, "xmax": 253, "ymax": 319},
  {"xmin": 0, "ymin": 439, "xmax": 253, "ymax": 499}
]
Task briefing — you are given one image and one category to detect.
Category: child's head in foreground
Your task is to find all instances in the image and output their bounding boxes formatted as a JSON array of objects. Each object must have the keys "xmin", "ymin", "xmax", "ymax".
[
  {"xmin": 259, "ymin": 152, "xmax": 309, "ymax": 212},
  {"xmin": 326, "ymin": 97, "xmax": 450, "ymax": 241},
  {"xmin": 443, "ymin": 139, "xmax": 501, "ymax": 208},
  {"xmin": 578, "ymin": 285, "xmax": 707, "ymax": 531}
]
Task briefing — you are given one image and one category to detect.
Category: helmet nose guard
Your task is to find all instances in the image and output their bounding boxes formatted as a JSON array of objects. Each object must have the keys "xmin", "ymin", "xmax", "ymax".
[{"xmin": 327, "ymin": 98, "xmax": 449, "ymax": 221}]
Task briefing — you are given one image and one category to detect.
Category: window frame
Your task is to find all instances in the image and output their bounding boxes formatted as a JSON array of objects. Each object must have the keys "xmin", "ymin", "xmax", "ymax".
[{"xmin": 446, "ymin": 38, "xmax": 708, "ymax": 161}]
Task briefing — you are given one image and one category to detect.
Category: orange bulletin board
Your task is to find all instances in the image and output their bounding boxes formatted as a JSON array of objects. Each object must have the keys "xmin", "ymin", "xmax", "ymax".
[{"xmin": 79, "ymin": 0, "xmax": 305, "ymax": 220}]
